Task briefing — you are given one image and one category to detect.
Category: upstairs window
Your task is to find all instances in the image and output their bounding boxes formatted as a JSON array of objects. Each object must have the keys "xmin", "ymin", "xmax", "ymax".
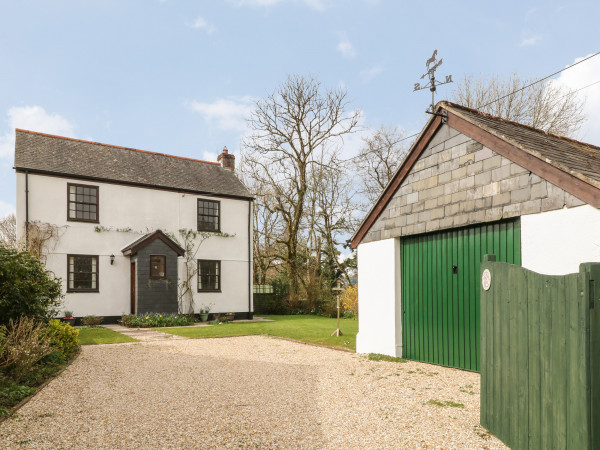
[
  {"xmin": 68, "ymin": 183, "xmax": 99, "ymax": 222},
  {"xmin": 150, "ymin": 255, "xmax": 166, "ymax": 279},
  {"xmin": 67, "ymin": 255, "xmax": 99, "ymax": 292},
  {"xmin": 197, "ymin": 260, "xmax": 220, "ymax": 292},
  {"xmin": 197, "ymin": 199, "xmax": 220, "ymax": 232}
]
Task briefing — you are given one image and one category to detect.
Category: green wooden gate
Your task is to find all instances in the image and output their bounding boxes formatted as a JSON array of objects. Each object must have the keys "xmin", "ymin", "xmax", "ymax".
[
  {"xmin": 480, "ymin": 256, "xmax": 600, "ymax": 449},
  {"xmin": 401, "ymin": 220, "xmax": 521, "ymax": 372}
]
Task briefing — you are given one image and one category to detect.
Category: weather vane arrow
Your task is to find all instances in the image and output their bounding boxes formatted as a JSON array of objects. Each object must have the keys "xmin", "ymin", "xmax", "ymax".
[{"xmin": 413, "ymin": 49, "xmax": 453, "ymax": 117}]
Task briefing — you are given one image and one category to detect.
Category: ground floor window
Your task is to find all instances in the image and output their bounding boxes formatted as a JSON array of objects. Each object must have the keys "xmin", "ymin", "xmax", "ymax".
[
  {"xmin": 197, "ymin": 260, "xmax": 220, "ymax": 292},
  {"xmin": 67, "ymin": 255, "xmax": 98, "ymax": 292},
  {"xmin": 150, "ymin": 255, "xmax": 166, "ymax": 279}
]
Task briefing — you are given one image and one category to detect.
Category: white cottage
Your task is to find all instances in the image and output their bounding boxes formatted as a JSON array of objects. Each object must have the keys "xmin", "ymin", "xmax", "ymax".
[
  {"xmin": 14, "ymin": 129, "xmax": 253, "ymax": 321},
  {"xmin": 351, "ymin": 102, "xmax": 600, "ymax": 371}
]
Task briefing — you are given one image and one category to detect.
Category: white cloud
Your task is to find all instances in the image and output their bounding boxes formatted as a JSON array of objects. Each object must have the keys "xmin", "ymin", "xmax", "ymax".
[
  {"xmin": 0, "ymin": 200, "xmax": 15, "ymax": 218},
  {"xmin": 359, "ymin": 64, "xmax": 383, "ymax": 82},
  {"xmin": 190, "ymin": 16, "xmax": 216, "ymax": 34},
  {"xmin": 0, "ymin": 106, "xmax": 76, "ymax": 160},
  {"xmin": 187, "ymin": 97, "xmax": 255, "ymax": 131},
  {"xmin": 337, "ymin": 37, "xmax": 356, "ymax": 59},
  {"xmin": 201, "ymin": 150, "xmax": 217, "ymax": 162},
  {"xmin": 553, "ymin": 54, "xmax": 600, "ymax": 146},
  {"xmin": 520, "ymin": 35, "xmax": 541, "ymax": 47}
]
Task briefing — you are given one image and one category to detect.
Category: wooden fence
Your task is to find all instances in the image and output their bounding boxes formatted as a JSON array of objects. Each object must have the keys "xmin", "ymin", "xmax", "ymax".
[{"xmin": 480, "ymin": 255, "xmax": 600, "ymax": 449}]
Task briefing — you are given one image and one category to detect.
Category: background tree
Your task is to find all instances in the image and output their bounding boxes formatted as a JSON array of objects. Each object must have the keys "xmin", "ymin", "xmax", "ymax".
[
  {"xmin": 0, "ymin": 214, "xmax": 17, "ymax": 249},
  {"xmin": 355, "ymin": 125, "xmax": 408, "ymax": 206},
  {"xmin": 451, "ymin": 73, "xmax": 586, "ymax": 136},
  {"xmin": 242, "ymin": 75, "xmax": 360, "ymax": 307}
]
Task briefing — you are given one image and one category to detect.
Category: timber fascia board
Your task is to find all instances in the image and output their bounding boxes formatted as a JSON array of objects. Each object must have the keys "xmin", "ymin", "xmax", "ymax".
[{"xmin": 350, "ymin": 114, "xmax": 443, "ymax": 249}]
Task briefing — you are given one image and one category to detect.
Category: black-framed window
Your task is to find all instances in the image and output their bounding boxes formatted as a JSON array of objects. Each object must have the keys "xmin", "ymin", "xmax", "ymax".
[
  {"xmin": 197, "ymin": 199, "xmax": 220, "ymax": 232},
  {"xmin": 197, "ymin": 260, "xmax": 220, "ymax": 292},
  {"xmin": 68, "ymin": 183, "xmax": 99, "ymax": 222},
  {"xmin": 150, "ymin": 255, "xmax": 166, "ymax": 279},
  {"xmin": 67, "ymin": 255, "xmax": 99, "ymax": 292}
]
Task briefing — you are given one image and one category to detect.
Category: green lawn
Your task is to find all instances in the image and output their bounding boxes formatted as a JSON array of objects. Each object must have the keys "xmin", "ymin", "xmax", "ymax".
[
  {"xmin": 78, "ymin": 327, "xmax": 138, "ymax": 345},
  {"xmin": 159, "ymin": 315, "xmax": 358, "ymax": 350}
]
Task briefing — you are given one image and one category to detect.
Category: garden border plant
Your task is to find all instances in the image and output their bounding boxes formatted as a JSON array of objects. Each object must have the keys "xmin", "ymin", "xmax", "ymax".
[
  {"xmin": 0, "ymin": 317, "xmax": 80, "ymax": 419},
  {"xmin": 121, "ymin": 312, "xmax": 196, "ymax": 328}
]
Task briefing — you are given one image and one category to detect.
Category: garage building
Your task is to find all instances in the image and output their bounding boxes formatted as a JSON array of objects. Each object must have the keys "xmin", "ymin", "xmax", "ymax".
[{"xmin": 351, "ymin": 101, "xmax": 600, "ymax": 371}]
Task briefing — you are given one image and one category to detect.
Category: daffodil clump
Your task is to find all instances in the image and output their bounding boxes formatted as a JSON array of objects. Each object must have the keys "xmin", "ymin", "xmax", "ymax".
[
  {"xmin": 120, "ymin": 313, "xmax": 196, "ymax": 328},
  {"xmin": 199, "ymin": 302, "xmax": 215, "ymax": 314}
]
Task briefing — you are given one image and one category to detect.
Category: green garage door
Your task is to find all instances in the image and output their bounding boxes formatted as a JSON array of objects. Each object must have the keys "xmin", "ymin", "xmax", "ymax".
[{"xmin": 401, "ymin": 219, "xmax": 521, "ymax": 372}]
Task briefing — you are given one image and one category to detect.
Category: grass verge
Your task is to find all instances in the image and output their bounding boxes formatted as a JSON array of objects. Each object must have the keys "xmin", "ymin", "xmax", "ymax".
[
  {"xmin": 159, "ymin": 315, "xmax": 358, "ymax": 350},
  {"xmin": 78, "ymin": 327, "xmax": 137, "ymax": 345},
  {"xmin": 426, "ymin": 399, "xmax": 465, "ymax": 408}
]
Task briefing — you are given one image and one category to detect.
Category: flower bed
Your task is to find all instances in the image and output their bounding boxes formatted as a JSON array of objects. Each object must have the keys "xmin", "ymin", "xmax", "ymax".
[{"xmin": 120, "ymin": 313, "xmax": 197, "ymax": 328}]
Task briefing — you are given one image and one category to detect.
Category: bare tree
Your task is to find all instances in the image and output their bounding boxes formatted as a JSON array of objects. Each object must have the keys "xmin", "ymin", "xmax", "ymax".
[
  {"xmin": 249, "ymin": 180, "xmax": 285, "ymax": 285},
  {"xmin": 355, "ymin": 125, "xmax": 408, "ymax": 205},
  {"xmin": 451, "ymin": 74, "xmax": 586, "ymax": 136},
  {"xmin": 0, "ymin": 213, "xmax": 17, "ymax": 249},
  {"xmin": 242, "ymin": 75, "xmax": 360, "ymax": 305},
  {"xmin": 310, "ymin": 152, "xmax": 358, "ymax": 284}
]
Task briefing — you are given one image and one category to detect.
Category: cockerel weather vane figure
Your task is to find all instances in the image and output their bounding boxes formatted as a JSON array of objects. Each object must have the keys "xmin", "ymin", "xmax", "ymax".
[{"xmin": 413, "ymin": 49, "xmax": 453, "ymax": 119}]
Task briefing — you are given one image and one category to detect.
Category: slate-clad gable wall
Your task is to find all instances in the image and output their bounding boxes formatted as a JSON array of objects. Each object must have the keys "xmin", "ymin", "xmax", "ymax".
[
  {"xmin": 362, "ymin": 124, "xmax": 585, "ymax": 244},
  {"xmin": 135, "ymin": 240, "xmax": 179, "ymax": 314}
]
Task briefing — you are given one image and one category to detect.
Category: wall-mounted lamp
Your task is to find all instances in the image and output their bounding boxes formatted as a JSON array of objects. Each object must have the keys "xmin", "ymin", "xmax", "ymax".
[{"xmin": 110, "ymin": 254, "xmax": 115, "ymax": 265}]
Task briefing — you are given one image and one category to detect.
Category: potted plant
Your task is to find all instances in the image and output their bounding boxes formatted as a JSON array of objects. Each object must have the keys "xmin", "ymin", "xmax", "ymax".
[
  {"xmin": 63, "ymin": 310, "xmax": 76, "ymax": 326},
  {"xmin": 199, "ymin": 302, "xmax": 214, "ymax": 322}
]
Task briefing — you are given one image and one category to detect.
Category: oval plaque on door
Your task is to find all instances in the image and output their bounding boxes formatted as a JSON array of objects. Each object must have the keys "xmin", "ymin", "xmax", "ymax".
[{"xmin": 482, "ymin": 269, "xmax": 491, "ymax": 291}]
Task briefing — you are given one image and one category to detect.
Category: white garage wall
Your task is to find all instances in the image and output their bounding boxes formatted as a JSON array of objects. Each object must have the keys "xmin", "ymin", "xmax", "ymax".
[
  {"xmin": 356, "ymin": 237, "xmax": 402, "ymax": 357},
  {"xmin": 521, "ymin": 204, "xmax": 600, "ymax": 276}
]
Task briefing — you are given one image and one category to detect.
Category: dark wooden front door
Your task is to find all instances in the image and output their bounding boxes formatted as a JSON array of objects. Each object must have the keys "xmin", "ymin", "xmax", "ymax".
[{"xmin": 130, "ymin": 262, "xmax": 136, "ymax": 314}]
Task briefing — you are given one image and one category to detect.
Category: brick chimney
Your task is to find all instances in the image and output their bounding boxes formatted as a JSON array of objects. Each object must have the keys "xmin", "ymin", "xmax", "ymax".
[{"xmin": 218, "ymin": 146, "xmax": 235, "ymax": 171}]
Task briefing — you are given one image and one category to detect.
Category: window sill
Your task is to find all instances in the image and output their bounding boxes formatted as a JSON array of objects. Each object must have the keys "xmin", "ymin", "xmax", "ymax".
[
  {"xmin": 67, "ymin": 218, "xmax": 100, "ymax": 224},
  {"xmin": 197, "ymin": 289, "xmax": 222, "ymax": 293},
  {"xmin": 67, "ymin": 289, "xmax": 100, "ymax": 293}
]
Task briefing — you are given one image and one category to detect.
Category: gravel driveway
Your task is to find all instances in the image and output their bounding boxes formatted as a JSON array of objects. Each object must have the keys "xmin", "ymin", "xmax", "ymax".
[{"xmin": 0, "ymin": 336, "xmax": 505, "ymax": 449}]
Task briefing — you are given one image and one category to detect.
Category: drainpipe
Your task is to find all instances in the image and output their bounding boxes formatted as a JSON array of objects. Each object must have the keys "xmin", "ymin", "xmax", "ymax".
[
  {"xmin": 248, "ymin": 199, "xmax": 253, "ymax": 319},
  {"xmin": 25, "ymin": 169, "xmax": 29, "ymax": 247}
]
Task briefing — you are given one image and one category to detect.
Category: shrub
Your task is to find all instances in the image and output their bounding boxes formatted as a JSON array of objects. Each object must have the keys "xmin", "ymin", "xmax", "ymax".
[
  {"xmin": 81, "ymin": 315, "xmax": 103, "ymax": 327},
  {"xmin": 120, "ymin": 313, "xmax": 196, "ymax": 328},
  {"xmin": 0, "ymin": 248, "xmax": 63, "ymax": 325},
  {"xmin": 342, "ymin": 310, "xmax": 355, "ymax": 319},
  {"xmin": 0, "ymin": 317, "xmax": 53, "ymax": 382},
  {"xmin": 44, "ymin": 319, "xmax": 79, "ymax": 359},
  {"xmin": 340, "ymin": 285, "xmax": 358, "ymax": 318},
  {"xmin": 0, "ymin": 378, "xmax": 36, "ymax": 416}
]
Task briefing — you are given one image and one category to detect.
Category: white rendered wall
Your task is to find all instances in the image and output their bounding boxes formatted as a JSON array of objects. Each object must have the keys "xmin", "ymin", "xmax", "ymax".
[
  {"xmin": 356, "ymin": 238, "xmax": 402, "ymax": 357},
  {"xmin": 521, "ymin": 204, "xmax": 600, "ymax": 275},
  {"xmin": 16, "ymin": 172, "xmax": 252, "ymax": 317}
]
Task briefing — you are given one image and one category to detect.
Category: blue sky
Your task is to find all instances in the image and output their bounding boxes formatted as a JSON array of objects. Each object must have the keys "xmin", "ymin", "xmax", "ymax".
[{"xmin": 1, "ymin": 0, "xmax": 599, "ymax": 217}]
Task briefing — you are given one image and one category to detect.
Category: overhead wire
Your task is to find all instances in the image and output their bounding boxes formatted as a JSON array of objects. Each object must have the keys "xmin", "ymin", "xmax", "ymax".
[
  {"xmin": 399, "ymin": 55, "xmax": 597, "ymax": 145},
  {"xmin": 344, "ymin": 52, "xmax": 600, "ymax": 162}
]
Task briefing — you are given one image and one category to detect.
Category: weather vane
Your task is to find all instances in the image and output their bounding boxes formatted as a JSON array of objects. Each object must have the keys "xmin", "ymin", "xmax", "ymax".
[{"xmin": 413, "ymin": 49, "xmax": 453, "ymax": 118}]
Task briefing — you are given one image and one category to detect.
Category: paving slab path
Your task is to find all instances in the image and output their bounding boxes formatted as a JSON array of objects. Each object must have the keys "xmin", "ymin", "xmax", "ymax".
[
  {"xmin": 101, "ymin": 316, "xmax": 273, "ymax": 342},
  {"xmin": 0, "ymin": 336, "xmax": 506, "ymax": 449},
  {"xmin": 101, "ymin": 324, "xmax": 190, "ymax": 342}
]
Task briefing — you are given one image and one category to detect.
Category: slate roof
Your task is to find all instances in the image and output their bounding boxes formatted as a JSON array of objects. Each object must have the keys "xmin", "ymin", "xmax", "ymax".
[
  {"xmin": 121, "ymin": 230, "xmax": 185, "ymax": 256},
  {"xmin": 444, "ymin": 101, "xmax": 600, "ymax": 189},
  {"xmin": 351, "ymin": 101, "xmax": 600, "ymax": 247},
  {"xmin": 14, "ymin": 129, "xmax": 252, "ymax": 199}
]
